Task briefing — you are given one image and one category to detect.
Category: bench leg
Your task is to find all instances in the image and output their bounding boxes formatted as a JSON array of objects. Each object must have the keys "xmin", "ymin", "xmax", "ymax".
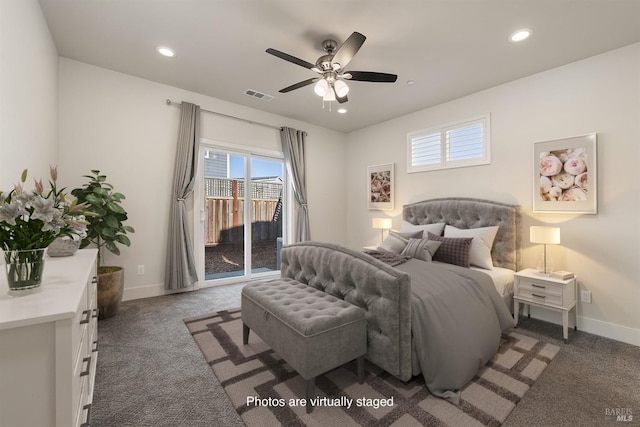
[
  {"xmin": 305, "ymin": 377, "xmax": 315, "ymax": 414},
  {"xmin": 357, "ymin": 356, "xmax": 365, "ymax": 384},
  {"xmin": 242, "ymin": 323, "xmax": 250, "ymax": 344}
]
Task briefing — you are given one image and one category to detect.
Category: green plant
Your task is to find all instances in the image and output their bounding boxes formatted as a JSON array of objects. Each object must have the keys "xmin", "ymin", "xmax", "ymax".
[{"xmin": 71, "ymin": 170, "xmax": 134, "ymax": 269}]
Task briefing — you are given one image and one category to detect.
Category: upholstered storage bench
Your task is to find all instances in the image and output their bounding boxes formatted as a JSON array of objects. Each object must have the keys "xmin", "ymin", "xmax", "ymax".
[{"xmin": 241, "ymin": 278, "xmax": 367, "ymax": 413}]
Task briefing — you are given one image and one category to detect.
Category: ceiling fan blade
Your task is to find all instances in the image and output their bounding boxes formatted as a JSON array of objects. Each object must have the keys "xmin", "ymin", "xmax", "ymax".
[
  {"xmin": 331, "ymin": 32, "xmax": 366, "ymax": 70},
  {"xmin": 266, "ymin": 48, "xmax": 315, "ymax": 69},
  {"xmin": 279, "ymin": 78, "xmax": 317, "ymax": 93},
  {"xmin": 344, "ymin": 71, "xmax": 398, "ymax": 83}
]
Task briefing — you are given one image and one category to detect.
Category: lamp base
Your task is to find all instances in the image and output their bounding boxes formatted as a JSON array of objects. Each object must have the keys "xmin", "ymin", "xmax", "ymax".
[{"xmin": 536, "ymin": 250, "xmax": 554, "ymax": 275}]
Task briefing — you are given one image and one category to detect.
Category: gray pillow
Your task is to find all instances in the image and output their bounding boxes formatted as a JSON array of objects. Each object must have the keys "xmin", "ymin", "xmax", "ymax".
[
  {"xmin": 400, "ymin": 221, "xmax": 446, "ymax": 237},
  {"xmin": 378, "ymin": 230, "xmax": 422, "ymax": 254},
  {"xmin": 401, "ymin": 238, "xmax": 442, "ymax": 262}
]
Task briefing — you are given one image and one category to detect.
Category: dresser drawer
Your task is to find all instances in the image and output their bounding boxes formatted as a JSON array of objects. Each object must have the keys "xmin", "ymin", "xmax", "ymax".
[
  {"xmin": 72, "ymin": 283, "xmax": 90, "ymax": 360},
  {"xmin": 72, "ymin": 345, "xmax": 92, "ymax": 426}
]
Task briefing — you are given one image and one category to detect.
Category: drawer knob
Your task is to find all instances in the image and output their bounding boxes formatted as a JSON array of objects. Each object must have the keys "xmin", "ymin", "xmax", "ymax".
[
  {"xmin": 80, "ymin": 403, "xmax": 92, "ymax": 427},
  {"xmin": 80, "ymin": 356, "xmax": 92, "ymax": 377},
  {"xmin": 80, "ymin": 310, "xmax": 91, "ymax": 325},
  {"xmin": 91, "ymin": 276, "xmax": 98, "ymax": 284}
]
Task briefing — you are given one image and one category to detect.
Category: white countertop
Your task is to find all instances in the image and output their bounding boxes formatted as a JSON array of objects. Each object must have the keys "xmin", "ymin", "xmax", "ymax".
[{"xmin": 0, "ymin": 249, "xmax": 97, "ymax": 330}]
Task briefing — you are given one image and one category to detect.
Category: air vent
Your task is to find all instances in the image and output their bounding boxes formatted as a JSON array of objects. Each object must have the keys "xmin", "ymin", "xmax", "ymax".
[{"xmin": 244, "ymin": 89, "xmax": 274, "ymax": 102}]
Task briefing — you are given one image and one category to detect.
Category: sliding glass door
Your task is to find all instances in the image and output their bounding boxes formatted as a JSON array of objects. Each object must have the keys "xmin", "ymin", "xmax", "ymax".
[{"xmin": 198, "ymin": 145, "xmax": 284, "ymax": 284}]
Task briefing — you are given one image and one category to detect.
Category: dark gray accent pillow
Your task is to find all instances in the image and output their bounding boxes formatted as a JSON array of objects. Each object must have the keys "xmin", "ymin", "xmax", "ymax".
[
  {"xmin": 401, "ymin": 239, "xmax": 442, "ymax": 262},
  {"xmin": 427, "ymin": 232, "xmax": 473, "ymax": 268}
]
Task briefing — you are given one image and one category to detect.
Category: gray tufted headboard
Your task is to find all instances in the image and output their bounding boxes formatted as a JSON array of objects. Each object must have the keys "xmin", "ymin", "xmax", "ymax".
[{"xmin": 403, "ymin": 197, "xmax": 521, "ymax": 271}]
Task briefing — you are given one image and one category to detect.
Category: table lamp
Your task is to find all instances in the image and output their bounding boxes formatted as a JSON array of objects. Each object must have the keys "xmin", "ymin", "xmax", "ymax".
[
  {"xmin": 530, "ymin": 226, "xmax": 561, "ymax": 274},
  {"xmin": 372, "ymin": 218, "xmax": 392, "ymax": 244}
]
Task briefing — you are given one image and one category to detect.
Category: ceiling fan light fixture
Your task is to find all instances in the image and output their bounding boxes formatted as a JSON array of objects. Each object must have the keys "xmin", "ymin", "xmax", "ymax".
[
  {"xmin": 314, "ymin": 79, "xmax": 329, "ymax": 96},
  {"xmin": 334, "ymin": 80, "xmax": 349, "ymax": 97},
  {"xmin": 323, "ymin": 88, "xmax": 336, "ymax": 102}
]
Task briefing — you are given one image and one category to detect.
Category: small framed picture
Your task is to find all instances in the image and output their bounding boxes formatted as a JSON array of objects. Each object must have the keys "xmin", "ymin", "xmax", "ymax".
[
  {"xmin": 368, "ymin": 163, "xmax": 394, "ymax": 210},
  {"xmin": 533, "ymin": 133, "xmax": 597, "ymax": 214}
]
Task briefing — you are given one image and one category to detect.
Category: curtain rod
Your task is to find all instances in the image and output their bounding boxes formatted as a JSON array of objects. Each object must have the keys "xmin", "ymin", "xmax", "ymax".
[{"xmin": 165, "ymin": 99, "xmax": 283, "ymax": 131}]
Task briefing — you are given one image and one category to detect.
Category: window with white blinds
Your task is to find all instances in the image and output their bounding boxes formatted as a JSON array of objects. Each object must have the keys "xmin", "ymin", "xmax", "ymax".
[{"xmin": 407, "ymin": 115, "xmax": 490, "ymax": 173}]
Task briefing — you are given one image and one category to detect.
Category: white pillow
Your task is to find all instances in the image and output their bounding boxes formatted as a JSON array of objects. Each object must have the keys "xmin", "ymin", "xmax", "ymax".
[
  {"xmin": 400, "ymin": 221, "xmax": 446, "ymax": 238},
  {"xmin": 444, "ymin": 225, "xmax": 499, "ymax": 270}
]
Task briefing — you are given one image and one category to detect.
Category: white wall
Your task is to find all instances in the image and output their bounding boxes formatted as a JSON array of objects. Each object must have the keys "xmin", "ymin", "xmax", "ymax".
[
  {"xmin": 58, "ymin": 59, "xmax": 347, "ymax": 299},
  {"xmin": 346, "ymin": 43, "xmax": 640, "ymax": 346},
  {"xmin": 0, "ymin": 0, "xmax": 58, "ymax": 185}
]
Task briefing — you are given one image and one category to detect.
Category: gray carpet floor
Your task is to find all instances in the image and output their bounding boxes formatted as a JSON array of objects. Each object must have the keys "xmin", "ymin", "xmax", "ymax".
[{"xmin": 91, "ymin": 283, "xmax": 640, "ymax": 427}]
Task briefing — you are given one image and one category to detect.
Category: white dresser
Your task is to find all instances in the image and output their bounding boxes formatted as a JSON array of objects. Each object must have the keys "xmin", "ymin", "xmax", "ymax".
[{"xmin": 0, "ymin": 249, "xmax": 98, "ymax": 427}]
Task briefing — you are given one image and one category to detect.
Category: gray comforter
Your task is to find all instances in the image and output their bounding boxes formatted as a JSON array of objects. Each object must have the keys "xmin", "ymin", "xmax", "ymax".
[{"xmin": 395, "ymin": 259, "xmax": 515, "ymax": 404}]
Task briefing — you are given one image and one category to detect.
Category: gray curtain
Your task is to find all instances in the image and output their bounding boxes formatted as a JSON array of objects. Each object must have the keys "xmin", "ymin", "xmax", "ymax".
[
  {"xmin": 165, "ymin": 102, "xmax": 200, "ymax": 290},
  {"xmin": 280, "ymin": 127, "xmax": 310, "ymax": 242}
]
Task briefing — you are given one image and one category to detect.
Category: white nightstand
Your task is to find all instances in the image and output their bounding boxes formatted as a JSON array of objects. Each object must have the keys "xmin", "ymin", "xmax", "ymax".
[{"xmin": 513, "ymin": 268, "xmax": 577, "ymax": 343}]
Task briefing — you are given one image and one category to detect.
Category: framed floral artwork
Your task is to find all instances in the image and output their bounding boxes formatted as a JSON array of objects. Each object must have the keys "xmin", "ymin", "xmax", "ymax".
[
  {"xmin": 368, "ymin": 163, "xmax": 394, "ymax": 210},
  {"xmin": 533, "ymin": 133, "xmax": 597, "ymax": 214}
]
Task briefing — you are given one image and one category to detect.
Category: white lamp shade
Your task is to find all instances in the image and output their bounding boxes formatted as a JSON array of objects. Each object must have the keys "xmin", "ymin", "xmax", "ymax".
[
  {"xmin": 530, "ymin": 226, "xmax": 560, "ymax": 244},
  {"xmin": 372, "ymin": 218, "xmax": 392, "ymax": 230},
  {"xmin": 322, "ymin": 88, "xmax": 336, "ymax": 102},
  {"xmin": 334, "ymin": 80, "xmax": 349, "ymax": 97},
  {"xmin": 314, "ymin": 79, "xmax": 328, "ymax": 96}
]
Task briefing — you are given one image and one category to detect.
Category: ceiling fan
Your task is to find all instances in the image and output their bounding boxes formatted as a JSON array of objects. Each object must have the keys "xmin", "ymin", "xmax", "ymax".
[{"xmin": 266, "ymin": 31, "xmax": 398, "ymax": 104}]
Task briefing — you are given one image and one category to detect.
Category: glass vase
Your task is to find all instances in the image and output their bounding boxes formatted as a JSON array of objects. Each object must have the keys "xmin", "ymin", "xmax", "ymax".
[{"xmin": 4, "ymin": 248, "xmax": 47, "ymax": 291}]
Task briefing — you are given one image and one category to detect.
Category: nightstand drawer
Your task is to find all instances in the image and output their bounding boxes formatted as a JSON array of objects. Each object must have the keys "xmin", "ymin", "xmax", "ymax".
[
  {"xmin": 517, "ymin": 287, "xmax": 563, "ymax": 306},
  {"xmin": 515, "ymin": 275, "xmax": 575, "ymax": 308},
  {"xmin": 518, "ymin": 279, "xmax": 562, "ymax": 295}
]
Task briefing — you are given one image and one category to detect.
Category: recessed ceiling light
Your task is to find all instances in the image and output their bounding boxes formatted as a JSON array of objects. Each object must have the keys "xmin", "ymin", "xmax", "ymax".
[
  {"xmin": 157, "ymin": 46, "xmax": 175, "ymax": 57},
  {"xmin": 407, "ymin": 80, "xmax": 416, "ymax": 86},
  {"xmin": 509, "ymin": 29, "xmax": 532, "ymax": 43},
  {"xmin": 337, "ymin": 108, "xmax": 347, "ymax": 114}
]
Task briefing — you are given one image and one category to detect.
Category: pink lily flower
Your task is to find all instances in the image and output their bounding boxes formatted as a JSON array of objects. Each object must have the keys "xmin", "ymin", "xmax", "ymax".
[{"xmin": 34, "ymin": 178, "xmax": 44, "ymax": 193}]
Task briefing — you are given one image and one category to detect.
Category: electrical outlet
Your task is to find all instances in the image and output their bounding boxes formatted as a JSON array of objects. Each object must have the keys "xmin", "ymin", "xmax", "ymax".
[
  {"xmin": 580, "ymin": 290, "xmax": 592, "ymax": 304},
  {"xmin": 137, "ymin": 265, "xmax": 145, "ymax": 275}
]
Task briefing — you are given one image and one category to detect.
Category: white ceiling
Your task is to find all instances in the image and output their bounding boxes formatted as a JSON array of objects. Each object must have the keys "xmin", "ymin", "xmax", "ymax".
[{"xmin": 38, "ymin": 0, "xmax": 640, "ymax": 133}]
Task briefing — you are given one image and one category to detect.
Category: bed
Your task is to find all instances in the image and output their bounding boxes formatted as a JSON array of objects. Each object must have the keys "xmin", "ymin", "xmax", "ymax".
[
  {"xmin": 279, "ymin": 197, "xmax": 520, "ymax": 404},
  {"xmin": 402, "ymin": 197, "xmax": 520, "ymax": 310}
]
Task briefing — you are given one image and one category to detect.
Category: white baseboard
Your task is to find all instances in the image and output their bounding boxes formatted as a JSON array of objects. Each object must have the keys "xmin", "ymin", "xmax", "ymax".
[
  {"xmin": 121, "ymin": 280, "xmax": 227, "ymax": 301},
  {"xmin": 527, "ymin": 307, "xmax": 640, "ymax": 347},
  {"xmin": 123, "ymin": 282, "xmax": 178, "ymax": 301}
]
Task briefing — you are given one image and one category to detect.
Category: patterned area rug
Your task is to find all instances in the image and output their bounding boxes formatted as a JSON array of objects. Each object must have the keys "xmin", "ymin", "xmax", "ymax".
[{"xmin": 185, "ymin": 309, "xmax": 560, "ymax": 427}]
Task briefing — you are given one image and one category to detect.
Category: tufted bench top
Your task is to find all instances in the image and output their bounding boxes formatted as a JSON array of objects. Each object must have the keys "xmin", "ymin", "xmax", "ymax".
[{"xmin": 242, "ymin": 278, "xmax": 365, "ymax": 337}]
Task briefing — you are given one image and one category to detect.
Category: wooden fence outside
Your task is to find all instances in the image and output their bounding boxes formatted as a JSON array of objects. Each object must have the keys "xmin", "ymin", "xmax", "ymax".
[{"xmin": 204, "ymin": 178, "xmax": 283, "ymax": 245}]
